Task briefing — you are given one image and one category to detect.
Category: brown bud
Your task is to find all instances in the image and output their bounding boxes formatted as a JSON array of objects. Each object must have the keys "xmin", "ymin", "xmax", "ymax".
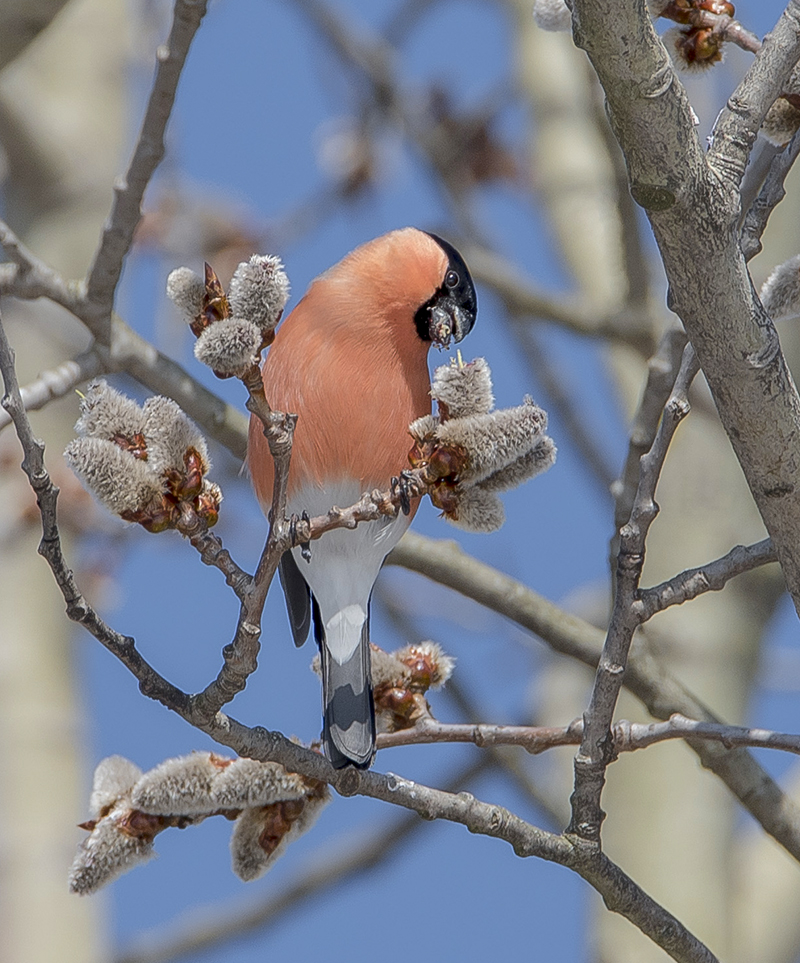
[
  {"xmin": 697, "ymin": 0, "xmax": 734, "ymax": 14},
  {"xmin": 669, "ymin": 25, "xmax": 724, "ymax": 70}
]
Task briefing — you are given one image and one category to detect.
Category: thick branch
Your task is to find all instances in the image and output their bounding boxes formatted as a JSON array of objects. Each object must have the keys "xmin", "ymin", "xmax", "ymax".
[{"xmin": 573, "ymin": 0, "xmax": 800, "ymax": 617}]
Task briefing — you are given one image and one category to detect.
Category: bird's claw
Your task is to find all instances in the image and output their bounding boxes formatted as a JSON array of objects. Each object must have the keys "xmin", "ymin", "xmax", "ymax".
[
  {"xmin": 289, "ymin": 511, "xmax": 312, "ymax": 561},
  {"xmin": 391, "ymin": 472, "xmax": 414, "ymax": 516}
]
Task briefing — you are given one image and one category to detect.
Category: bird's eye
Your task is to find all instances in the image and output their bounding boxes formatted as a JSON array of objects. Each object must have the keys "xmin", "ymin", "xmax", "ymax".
[{"xmin": 445, "ymin": 270, "xmax": 459, "ymax": 288}]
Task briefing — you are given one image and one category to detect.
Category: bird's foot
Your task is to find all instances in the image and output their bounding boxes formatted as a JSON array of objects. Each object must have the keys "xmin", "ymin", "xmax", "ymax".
[
  {"xmin": 289, "ymin": 510, "xmax": 312, "ymax": 561},
  {"xmin": 391, "ymin": 471, "xmax": 416, "ymax": 516}
]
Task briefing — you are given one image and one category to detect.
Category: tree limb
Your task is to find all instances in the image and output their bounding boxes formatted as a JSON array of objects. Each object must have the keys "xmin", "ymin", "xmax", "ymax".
[
  {"xmin": 387, "ymin": 531, "xmax": 800, "ymax": 862},
  {"xmin": 84, "ymin": 0, "xmax": 210, "ymax": 341},
  {"xmin": 573, "ymin": 0, "xmax": 800, "ymax": 618}
]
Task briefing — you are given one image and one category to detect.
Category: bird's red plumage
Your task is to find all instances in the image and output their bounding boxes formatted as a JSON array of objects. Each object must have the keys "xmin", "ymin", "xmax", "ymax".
[{"xmin": 248, "ymin": 228, "xmax": 447, "ymax": 508}]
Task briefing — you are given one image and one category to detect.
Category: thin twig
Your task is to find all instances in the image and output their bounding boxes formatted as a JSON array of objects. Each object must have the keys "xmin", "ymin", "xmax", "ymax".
[
  {"xmin": 741, "ymin": 127, "xmax": 800, "ymax": 261},
  {"xmin": 84, "ymin": 0, "xmax": 210, "ymax": 340},
  {"xmin": 569, "ymin": 344, "xmax": 700, "ymax": 842},
  {"xmin": 388, "ymin": 530, "xmax": 800, "ymax": 862},
  {"xmin": 0, "ymin": 311, "xmax": 191, "ymax": 714},
  {"xmin": 378, "ymin": 712, "xmax": 800, "ymax": 758},
  {"xmin": 636, "ymin": 537, "xmax": 777, "ymax": 622},
  {"xmin": 0, "ymin": 348, "xmax": 103, "ymax": 433},
  {"xmin": 376, "ymin": 583, "xmax": 567, "ymax": 828},
  {"xmin": 611, "ymin": 327, "xmax": 688, "ymax": 562},
  {"xmin": 659, "ymin": 4, "xmax": 761, "ymax": 55},
  {"xmin": 708, "ymin": 1, "xmax": 800, "ymax": 187},
  {"xmin": 0, "ymin": 219, "xmax": 85, "ymax": 310},
  {"xmin": 0, "ymin": 217, "xmax": 250, "ymax": 457}
]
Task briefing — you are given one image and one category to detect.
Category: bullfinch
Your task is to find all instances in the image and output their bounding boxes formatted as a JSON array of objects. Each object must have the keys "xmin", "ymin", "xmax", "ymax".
[{"xmin": 248, "ymin": 228, "xmax": 477, "ymax": 768}]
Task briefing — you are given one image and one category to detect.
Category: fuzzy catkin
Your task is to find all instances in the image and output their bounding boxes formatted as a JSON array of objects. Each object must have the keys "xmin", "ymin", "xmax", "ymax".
[
  {"xmin": 431, "ymin": 357, "xmax": 494, "ymax": 418},
  {"xmin": 166, "ymin": 266, "xmax": 205, "ymax": 321},
  {"xmin": 228, "ymin": 254, "xmax": 290, "ymax": 334},
  {"xmin": 89, "ymin": 756, "xmax": 143, "ymax": 820},
  {"xmin": 210, "ymin": 758, "xmax": 310, "ymax": 809},
  {"xmin": 477, "ymin": 435, "xmax": 557, "ymax": 493},
  {"xmin": 532, "ymin": 0, "xmax": 571, "ymax": 31},
  {"xmin": 130, "ymin": 752, "xmax": 225, "ymax": 816},
  {"xmin": 445, "ymin": 486, "xmax": 506, "ymax": 533},
  {"xmin": 64, "ymin": 438, "xmax": 163, "ymax": 515},
  {"xmin": 760, "ymin": 255, "xmax": 800, "ymax": 321},
  {"xmin": 194, "ymin": 317, "xmax": 262, "ymax": 376},
  {"xmin": 75, "ymin": 379, "xmax": 146, "ymax": 441},
  {"xmin": 69, "ymin": 810, "xmax": 155, "ymax": 895},
  {"xmin": 230, "ymin": 791, "xmax": 329, "ymax": 882},
  {"xmin": 142, "ymin": 396, "xmax": 209, "ymax": 475},
  {"xmin": 436, "ymin": 400, "xmax": 549, "ymax": 486}
]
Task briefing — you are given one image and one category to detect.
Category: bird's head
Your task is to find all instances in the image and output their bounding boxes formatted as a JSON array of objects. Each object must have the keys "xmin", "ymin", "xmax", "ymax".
[
  {"xmin": 415, "ymin": 232, "xmax": 477, "ymax": 349},
  {"xmin": 296, "ymin": 227, "xmax": 477, "ymax": 353}
]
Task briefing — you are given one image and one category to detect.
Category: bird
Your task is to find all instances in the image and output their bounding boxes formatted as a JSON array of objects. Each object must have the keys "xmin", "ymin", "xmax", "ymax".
[{"xmin": 248, "ymin": 228, "xmax": 477, "ymax": 768}]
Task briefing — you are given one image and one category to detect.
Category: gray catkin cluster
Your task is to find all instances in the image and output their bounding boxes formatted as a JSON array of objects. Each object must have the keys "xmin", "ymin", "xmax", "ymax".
[
  {"xmin": 167, "ymin": 254, "xmax": 290, "ymax": 377},
  {"xmin": 413, "ymin": 357, "xmax": 556, "ymax": 532},
  {"xmin": 64, "ymin": 380, "xmax": 220, "ymax": 528},
  {"xmin": 70, "ymin": 752, "xmax": 329, "ymax": 893}
]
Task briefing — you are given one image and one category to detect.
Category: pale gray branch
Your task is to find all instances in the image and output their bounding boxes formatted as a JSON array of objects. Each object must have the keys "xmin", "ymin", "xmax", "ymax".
[
  {"xmin": 741, "ymin": 128, "xmax": 800, "ymax": 261},
  {"xmin": 378, "ymin": 713, "xmax": 800, "ymax": 758},
  {"xmin": 0, "ymin": 349, "xmax": 103, "ymax": 433},
  {"xmin": 84, "ymin": 0, "xmax": 210, "ymax": 341},
  {"xmin": 636, "ymin": 538, "xmax": 777, "ymax": 621},
  {"xmin": 569, "ymin": 344, "xmax": 699, "ymax": 842},
  {"xmin": 388, "ymin": 531, "xmax": 800, "ymax": 863},
  {"xmin": 611, "ymin": 327, "xmax": 687, "ymax": 560},
  {"xmin": 708, "ymin": 2, "xmax": 800, "ymax": 187},
  {"xmin": 573, "ymin": 0, "xmax": 800, "ymax": 618},
  {"xmin": 0, "ymin": 217, "xmax": 249, "ymax": 457}
]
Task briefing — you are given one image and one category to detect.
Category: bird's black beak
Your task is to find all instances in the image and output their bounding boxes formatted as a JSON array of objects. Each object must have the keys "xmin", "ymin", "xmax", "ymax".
[{"xmin": 428, "ymin": 298, "xmax": 473, "ymax": 348}]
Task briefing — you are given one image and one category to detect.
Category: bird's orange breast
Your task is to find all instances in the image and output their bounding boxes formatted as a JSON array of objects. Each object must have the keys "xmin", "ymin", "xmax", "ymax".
[{"xmin": 248, "ymin": 282, "xmax": 433, "ymax": 511}]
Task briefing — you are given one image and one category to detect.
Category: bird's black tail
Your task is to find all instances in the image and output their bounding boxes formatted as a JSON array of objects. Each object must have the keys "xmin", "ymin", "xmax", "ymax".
[{"xmin": 315, "ymin": 605, "xmax": 376, "ymax": 768}]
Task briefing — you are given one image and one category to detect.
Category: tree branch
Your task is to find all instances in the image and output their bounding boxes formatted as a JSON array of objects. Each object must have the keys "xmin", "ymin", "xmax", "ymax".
[
  {"xmin": 84, "ymin": 0, "xmax": 210, "ymax": 341},
  {"xmin": 569, "ymin": 344, "xmax": 699, "ymax": 842},
  {"xmin": 387, "ymin": 531, "xmax": 800, "ymax": 863},
  {"xmin": 0, "ymin": 217, "xmax": 250, "ymax": 457},
  {"xmin": 611, "ymin": 326, "xmax": 687, "ymax": 561},
  {"xmin": 573, "ymin": 0, "xmax": 800, "ymax": 618},
  {"xmin": 377, "ymin": 713, "xmax": 800, "ymax": 758},
  {"xmin": 636, "ymin": 537, "xmax": 777, "ymax": 621},
  {"xmin": 0, "ymin": 306, "xmax": 719, "ymax": 963},
  {"xmin": 740, "ymin": 127, "xmax": 800, "ymax": 261},
  {"xmin": 0, "ymin": 348, "xmax": 103, "ymax": 433}
]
